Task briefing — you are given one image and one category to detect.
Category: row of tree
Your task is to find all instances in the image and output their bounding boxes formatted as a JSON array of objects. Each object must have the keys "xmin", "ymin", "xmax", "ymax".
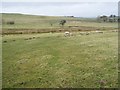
[{"xmin": 97, "ymin": 15, "xmax": 119, "ymax": 22}]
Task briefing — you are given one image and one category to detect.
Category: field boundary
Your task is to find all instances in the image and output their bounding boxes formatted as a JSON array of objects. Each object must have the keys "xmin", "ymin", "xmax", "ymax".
[{"xmin": 2, "ymin": 26, "xmax": 117, "ymax": 35}]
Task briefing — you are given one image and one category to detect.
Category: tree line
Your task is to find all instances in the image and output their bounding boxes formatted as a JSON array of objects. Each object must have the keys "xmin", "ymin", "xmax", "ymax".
[{"xmin": 97, "ymin": 15, "xmax": 119, "ymax": 23}]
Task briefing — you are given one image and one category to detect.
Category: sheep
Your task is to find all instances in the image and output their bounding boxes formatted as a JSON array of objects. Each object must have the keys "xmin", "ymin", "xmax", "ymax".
[
  {"xmin": 95, "ymin": 31, "xmax": 103, "ymax": 33},
  {"xmin": 64, "ymin": 31, "xmax": 70, "ymax": 37}
]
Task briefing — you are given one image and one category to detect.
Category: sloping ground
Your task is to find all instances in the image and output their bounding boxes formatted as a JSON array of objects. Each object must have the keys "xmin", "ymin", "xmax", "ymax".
[{"xmin": 1, "ymin": 13, "xmax": 118, "ymax": 34}]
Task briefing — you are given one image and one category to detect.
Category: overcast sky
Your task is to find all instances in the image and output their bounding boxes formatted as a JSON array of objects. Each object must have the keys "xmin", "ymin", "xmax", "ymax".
[
  {"xmin": 2, "ymin": 0, "xmax": 120, "ymax": 2},
  {"xmin": 1, "ymin": 0, "xmax": 119, "ymax": 17}
]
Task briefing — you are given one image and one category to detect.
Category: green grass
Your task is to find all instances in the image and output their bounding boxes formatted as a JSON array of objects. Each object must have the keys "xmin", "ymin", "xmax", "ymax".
[
  {"xmin": 67, "ymin": 21, "xmax": 118, "ymax": 28},
  {"xmin": 2, "ymin": 31, "xmax": 118, "ymax": 88},
  {"xmin": 2, "ymin": 13, "xmax": 118, "ymax": 30}
]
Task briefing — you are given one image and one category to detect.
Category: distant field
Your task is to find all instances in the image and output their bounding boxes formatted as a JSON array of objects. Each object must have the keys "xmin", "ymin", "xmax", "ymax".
[
  {"xmin": 2, "ymin": 13, "xmax": 118, "ymax": 34},
  {"xmin": 2, "ymin": 13, "xmax": 118, "ymax": 88},
  {"xmin": 2, "ymin": 31, "xmax": 118, "ymax": 88}
]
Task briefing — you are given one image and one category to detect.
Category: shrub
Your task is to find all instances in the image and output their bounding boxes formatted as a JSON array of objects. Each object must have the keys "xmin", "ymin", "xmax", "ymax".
[{"xmin": 7, "ymin": 21, "xmax": 15, "ymax": 25}]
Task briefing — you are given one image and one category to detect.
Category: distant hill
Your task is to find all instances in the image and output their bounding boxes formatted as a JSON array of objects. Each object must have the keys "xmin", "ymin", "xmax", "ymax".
[
  {"xmin": 1, "ymin": 13, "xmax": 117, "ymax": 34},
  {"xmin": 1, "ymin": 13, "xmax": 96, "ymax": 22}
]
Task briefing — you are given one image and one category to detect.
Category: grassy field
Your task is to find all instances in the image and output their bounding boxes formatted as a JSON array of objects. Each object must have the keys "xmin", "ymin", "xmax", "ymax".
[
  {"xmin": 2, "ymin": 13, "xmax": 118, "ymax": 31},
  {"xmin": 2, "ymin": 31, "xmax": 118, "ymax": 88},
  {"xmin": 2, "ymin": 13, "xmax": 118, "ymax": 88}
]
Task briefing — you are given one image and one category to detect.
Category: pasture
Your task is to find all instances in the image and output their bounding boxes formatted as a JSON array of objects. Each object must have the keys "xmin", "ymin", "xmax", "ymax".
[
  {"xmin": 2, "ymin": 13, "xmax": 118, "ymax": 34},
  {"xmin": 2, "ymin": 31, "xmax": 118, "ymax": 88},
  {"xmin": 2, "ymin": 13, "xmax": 118, "ymax": 88}
]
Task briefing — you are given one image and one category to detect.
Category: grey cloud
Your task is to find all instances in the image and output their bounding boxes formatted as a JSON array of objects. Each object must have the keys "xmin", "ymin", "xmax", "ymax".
[{"xmin": 2, "ymin": 2, "xmax": 118, "ymax": 17}]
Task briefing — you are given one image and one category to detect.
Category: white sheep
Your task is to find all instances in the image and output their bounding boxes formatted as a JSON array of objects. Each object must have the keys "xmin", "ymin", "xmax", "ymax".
[
  {"xmin": 64, "ymin": 31, "xmax": 70, "ymax": 37},
  {"xmin": 95, "ymin": 31, "xmax": 103, "ymax": 33}
]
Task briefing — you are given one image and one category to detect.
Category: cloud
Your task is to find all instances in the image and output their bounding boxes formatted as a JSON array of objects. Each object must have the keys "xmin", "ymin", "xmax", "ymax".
[
  {"xmin": 2, "ymin": 0, "xmax": 120, "ymax": 2},
  {"xmin": 2, "ymin": 2, "xmax": 118, "ymax": 17}
]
